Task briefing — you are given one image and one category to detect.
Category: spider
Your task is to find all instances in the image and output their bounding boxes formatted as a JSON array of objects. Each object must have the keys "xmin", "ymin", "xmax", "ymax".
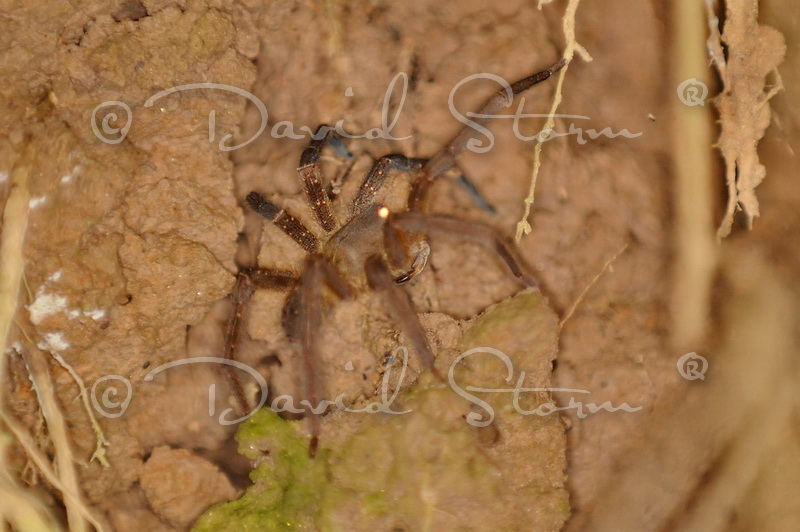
[{"xmin": 222, "ymin": 57, "xmax": 566, "ymax": 456}]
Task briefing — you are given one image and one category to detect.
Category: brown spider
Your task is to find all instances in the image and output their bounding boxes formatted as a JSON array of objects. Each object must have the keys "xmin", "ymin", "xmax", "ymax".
[{"xmin": 222, "ymin": 57, "xmax": 566, "ymax": 456}]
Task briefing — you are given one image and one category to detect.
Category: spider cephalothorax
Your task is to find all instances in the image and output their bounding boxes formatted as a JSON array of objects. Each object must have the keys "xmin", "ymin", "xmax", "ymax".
[{"xmin": 223, "ymin": 57, "xmax": 566, "ymax": 456}]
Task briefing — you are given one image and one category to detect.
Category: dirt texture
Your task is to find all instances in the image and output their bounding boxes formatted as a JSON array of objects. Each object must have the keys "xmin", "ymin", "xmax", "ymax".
[
  {"xmin": 140, "ymin": 446, "xmax": 238, "ymax": 529},
  {"xmin": 1, "ymin": 0, "xmax": 798, "ymax": 531},
  {"xmin": 1, "ymin": 0, "xmax": 250, "ymax": 526}
]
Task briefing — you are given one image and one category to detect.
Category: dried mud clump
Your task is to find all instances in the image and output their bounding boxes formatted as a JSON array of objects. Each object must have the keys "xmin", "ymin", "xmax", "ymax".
[{"xmin": 140, "ymin": 446, "xmax": 238, "ymax": 529}]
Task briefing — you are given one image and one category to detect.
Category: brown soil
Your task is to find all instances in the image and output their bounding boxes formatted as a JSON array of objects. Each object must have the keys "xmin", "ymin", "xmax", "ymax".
[{"xmin": 0, "ymin": 0, "xmax": 798, "ymax": 530}]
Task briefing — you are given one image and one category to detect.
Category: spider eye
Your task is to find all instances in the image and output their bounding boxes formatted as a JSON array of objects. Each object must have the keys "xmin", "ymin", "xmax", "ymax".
[{"xmin": 377, "ymin": 206, "xmax": 390, "ymax": 219}]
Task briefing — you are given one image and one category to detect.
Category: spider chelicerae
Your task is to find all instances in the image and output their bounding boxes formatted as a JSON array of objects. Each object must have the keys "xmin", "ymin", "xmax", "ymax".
[{"xmin": 222, "ymin": 57, "xmax": 566, "ymax": 456}]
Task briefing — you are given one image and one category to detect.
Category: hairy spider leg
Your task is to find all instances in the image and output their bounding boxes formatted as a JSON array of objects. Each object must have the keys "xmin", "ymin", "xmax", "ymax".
[
  {"xmin": 364, "ymin": 254, "xmax": 445, "ymax": 383},
  {"xmin": 248, "ymin": 182, "xmax": 358, "ymax": 456},
  {"xmin": 293, "ymin": 254, "xmax": 354, "ymax": 457},
  {"xmin": 297, "ymin": 125, "xmax": 349, "ymax": 233},
  {"xmin": 222, "ymin": 268, "xmax": 297, "ymax": 415},
  {"xmin": 350, "ymin": 154, "xmax": 426, "ymax": 216},
  {"xmin": 409, "ymin": 58, "xmax": 567, "ymax": 212},
  {"xmin": 246, "ymin": 192, "xmax": 320, "ymax": 253},
  {"xmin": 355, "ymin": 156, "xmax": 497, "ymax": 216}
]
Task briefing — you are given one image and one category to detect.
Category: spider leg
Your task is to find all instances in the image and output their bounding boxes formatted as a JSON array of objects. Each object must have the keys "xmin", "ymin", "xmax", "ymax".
[
  {"xmin": 297, "ymin": 124, "xmax": 350, "ymax": 232},
  {"xmin": 390, "ymin": 212, "xmax": 539, "ymax": 288},
  {"xmin": 351, "ymin": 154, "xmax": 426, "ymax": 216},
  {"xmin": 453, "ymin": 166, "xmax": 498, "ymax": 214},
  {"xmin": 249, "ymin": 268, "xmax": 299, "ymax": 289},
  {"xmin": 410, "ymin": 58, "xmax": 567, "ymax": 211},
  {"xmin": 352, "ymin": 155, "xmax": 495, "ymax": 215},
  {"xmin": 291, "ymin": 254, "xmax": 354, "ymax": 457},
  {"xmin": 365, "ymin": 254, "xmax": 445, "ymax": 383},
  {"xmin": 222, "ymin": 268, "xmax": 298, "ymax": 416},
  {"xmin": 247, "ymin": 191, "xmax": 320, "ymax": 253}
]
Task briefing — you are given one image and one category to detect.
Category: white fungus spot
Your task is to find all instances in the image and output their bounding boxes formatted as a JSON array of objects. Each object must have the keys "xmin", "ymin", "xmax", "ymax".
[
  {"xmin": 0, "ymin": 171, "xmax": 8, "ymax": 183},
  {"xmin": 60, "ymin": 165, "xmax": 82, "ymax": 184},
  {"xmin": 29, "ymin": 196, "xmax": 47, "ymax": 208},
  {"xmin": 39, "ymin": 332, "xmax": 70, "ymax": 352},
  {"xmin": 4, "ymin": 342, "xmax": 23, "ymax": 355},
  {"xmin": 27, "ymin": 290, "xmax": 69, "ymax": 325},
  {"xmin": 83, "ymin": 309, "xmax": 106, "ymax": 320}
]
